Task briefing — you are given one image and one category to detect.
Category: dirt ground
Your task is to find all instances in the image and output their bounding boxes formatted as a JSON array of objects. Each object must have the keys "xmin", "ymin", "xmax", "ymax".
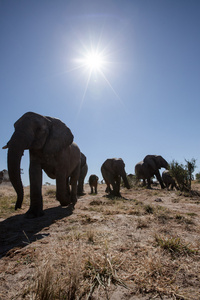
[{"xmin": 0, "ymin": 182, "xmax": 200, "ymax": 300}]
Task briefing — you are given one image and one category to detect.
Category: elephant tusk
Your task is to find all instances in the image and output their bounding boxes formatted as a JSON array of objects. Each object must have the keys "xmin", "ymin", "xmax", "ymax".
[{"xmin": 2, "ymin": 145, "xmax": 8, "ymax": 149}]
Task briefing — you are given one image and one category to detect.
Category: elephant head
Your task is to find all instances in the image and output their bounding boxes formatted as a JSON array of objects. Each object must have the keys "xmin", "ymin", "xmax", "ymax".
[
  {"xmin": 3, "ymin": 112, "xmax": 74, "ymax": 210},
  {"xmin": 144, "ymin": 155, "xmax": 169, "ymax": 172}
]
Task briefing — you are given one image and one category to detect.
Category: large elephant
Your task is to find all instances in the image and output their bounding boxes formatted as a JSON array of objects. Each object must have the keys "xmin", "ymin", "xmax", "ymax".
[
  {"xmin": 77, "ymin": 152, "xmax": 88, "ymax": 195},
  {"xmin": 162, "ymin": 170, "xmax": 178, "ymax": 190},
  {"xmin": 101, "ymin": 158, "xmax": 130, "ymax": 196},
  {"xmin": 135, "ymin": 155, "xmax": 169, "ymax": 189},
  {"xmin": 89, "ymin": 174, "xmax": 99, "ymax": 194},
  {"xmin": 3, "ymin": 112, "xmax": 81, "ymax": 218}
]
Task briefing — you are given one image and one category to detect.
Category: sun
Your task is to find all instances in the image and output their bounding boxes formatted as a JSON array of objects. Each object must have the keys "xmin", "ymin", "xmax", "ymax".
[
  {"xmin": 72, "ymin": 43, "xmax": 122, "ymax": 114},
  {"xmin": 83, "ymin": 51, "xmax": 105, "ymax": 71}
]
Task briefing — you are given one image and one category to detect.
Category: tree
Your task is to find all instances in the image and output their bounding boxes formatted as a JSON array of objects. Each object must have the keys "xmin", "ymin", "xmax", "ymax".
[
  {"xmin": 185, "ymin": 158, "xmax": 196, "ymax": 191},
  {"xmin": 169, "ymin": 158, "xmax": 197, "ymax": 192}
]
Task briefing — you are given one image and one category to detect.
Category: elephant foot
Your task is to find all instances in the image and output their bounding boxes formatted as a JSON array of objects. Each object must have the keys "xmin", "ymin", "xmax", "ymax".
[
  {"xmin": 115, "ymin": 193, "xmax": 122, "ymax": 197},
  {"xmin": 59, "ymin": 195, "xmax": 71, "ymax": 206},
  {"xmin": 105, "ymin": 187, "xmax": 111, "ymax": 193},
  {"xmin": 60, "ymin": 200, "xmax": 71, "ymax": 207},
  {"xmin": 70, "ymin": 195, "xmax": 77, "ymax": 206},
  {"xmin": 77, "ymin": 192, "xmax": 85, "ymax": 196},
  {"xmin": 15, "ymin": 203, "xmax": 22, "ymax": 210},
  {"xmin": 25, "ymin": 208, "xmax": 44, "ymax": 219},
  {"xmin": 67, "ymin": 203, "xmax": 75, "ymax": 212},
  {"xmin": 110, "ymin": 191, "xmax": 121, "ymax": 197}
]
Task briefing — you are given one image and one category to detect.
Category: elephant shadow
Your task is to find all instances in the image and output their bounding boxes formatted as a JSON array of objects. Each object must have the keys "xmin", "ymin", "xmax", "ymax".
[
  {"xmin": 103, "ymin": 194, "xmax": 129, "ymax": 201},
  {"xmin": 0, "ymin": 205, "xmax": 73, "ymax": 259}
]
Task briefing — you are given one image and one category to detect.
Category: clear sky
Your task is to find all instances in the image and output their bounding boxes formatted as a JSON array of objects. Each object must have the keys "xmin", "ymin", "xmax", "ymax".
[{"xmin": 0, "ymin": 0, "xmax": 200, "ymax": 186}]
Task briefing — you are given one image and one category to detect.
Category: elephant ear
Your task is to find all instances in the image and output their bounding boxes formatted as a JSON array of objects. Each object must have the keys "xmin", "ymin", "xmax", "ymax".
[
  {"xmin": 43, "ymin": 117, "xmax": 74, "ymax": 154},
  {"xmin": 144, "ymin": 155, "xmax": 157, "ymax": 170},
  {"xmin": 103, "ymin": 159, "xmax": 114, "ymax": 173}
]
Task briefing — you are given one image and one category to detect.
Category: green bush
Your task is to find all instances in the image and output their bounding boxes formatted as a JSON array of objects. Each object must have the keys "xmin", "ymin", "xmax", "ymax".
[
  {"xmin": 169, "ymin": 158, "xmax": 196, "ymax": 192},
  {"xmin": 195, "ymin": 172, "xmax": 200, "ymax": 182}
]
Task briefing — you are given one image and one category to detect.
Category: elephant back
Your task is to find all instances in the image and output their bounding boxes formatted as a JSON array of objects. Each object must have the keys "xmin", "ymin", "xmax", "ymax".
[{"xmin": 43, "ymin": 117, "xmax": 74, "ymax": 154}]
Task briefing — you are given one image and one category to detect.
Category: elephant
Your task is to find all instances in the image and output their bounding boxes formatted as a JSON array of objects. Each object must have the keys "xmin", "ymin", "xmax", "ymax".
[
  {"xmin": 135, "ymin": 155, "xmax": 169, "ymax": 189},
  {"xmin": 0, "ymin": 169, "xmax": 10, "ymax": 184},
  {"xmin": 77, "ymin": 152, "xmax": 88, "ymax": 195},
  {"xmin": 3, "ymin": 112, "xmax": 81, "ymax": 218},
  {"xmin": 89, "ymin": 174, "xmax": 99, "ymax": 194},
  {"xmin": 162, "ymin": 170, "xmax": 178, "ymax": 190},
  {"xmin": 101, "ymin": 158, "xmax": 130, "ymax": 196},
  {"xmin": 0, "ymin": 171, "xmax": 3, "ymax": 184}
]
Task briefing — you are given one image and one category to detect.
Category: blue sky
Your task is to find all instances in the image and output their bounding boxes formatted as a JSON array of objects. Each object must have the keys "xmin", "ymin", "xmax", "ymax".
[{"xmin": 0, "ymin": 0, "xmax": 200, "ymax": 186}]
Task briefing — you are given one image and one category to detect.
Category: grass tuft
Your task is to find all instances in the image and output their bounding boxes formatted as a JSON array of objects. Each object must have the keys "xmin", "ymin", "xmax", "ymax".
[
  {"xmin": 84, "ymin": 252, "xmax": 127, "ymax": 298},
  {"xmin": 155, "ymin": 235, "xmax": 198, "ymax": 257},
  {"xmin": 144, "ymin": 204, "xmax": 154, "ymax": 214}
]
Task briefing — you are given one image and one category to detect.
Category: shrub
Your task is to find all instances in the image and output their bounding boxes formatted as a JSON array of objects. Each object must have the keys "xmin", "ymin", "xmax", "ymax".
[
  {"xmin": 195, "ymin": 172, "xmax": 200, "ymax": 182},
  {"xmin": 169, "ymin": 158, "xmax": 197, "ymax": 192}
]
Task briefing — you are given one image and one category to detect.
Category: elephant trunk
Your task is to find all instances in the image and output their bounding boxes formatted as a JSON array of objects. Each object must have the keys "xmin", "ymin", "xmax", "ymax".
[
  {"xmin": 7, "ymin": 133, "xmax": 28, "ymax": 210},
  {"xmin": 121, "ymin": 172, "xmax": 130, "ymax": 189}
]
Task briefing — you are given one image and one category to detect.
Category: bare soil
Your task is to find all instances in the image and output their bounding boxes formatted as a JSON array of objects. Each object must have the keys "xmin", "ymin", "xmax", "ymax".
[{"xmin": 0, "ymin": 182, "xmax": 200, "ymax": 300}]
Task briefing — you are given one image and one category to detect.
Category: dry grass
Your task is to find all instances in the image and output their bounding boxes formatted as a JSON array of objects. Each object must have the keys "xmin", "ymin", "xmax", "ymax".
[
  {"xmin": 0, "ymin": 183, "xmax": 200, "ymax": 299},
  {"xmin": 154, "ymin": 234, "xmax": 198, "ymax": 257}
]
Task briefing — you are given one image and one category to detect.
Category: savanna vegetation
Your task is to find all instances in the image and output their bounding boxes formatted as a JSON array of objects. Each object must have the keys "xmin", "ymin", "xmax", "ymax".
[
  {"xmin": 169, "ymin": 158, "xmax": 197, "ymax": 192},
  {"xmin": 0, "ymin": 179, "xmax": 200, "ymax": 299}
]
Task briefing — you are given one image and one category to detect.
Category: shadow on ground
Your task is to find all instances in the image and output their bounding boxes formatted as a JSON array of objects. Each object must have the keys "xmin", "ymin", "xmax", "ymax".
[{"xmin": 0, "ymin": 205, "xmax": 73, "ymax": 258}]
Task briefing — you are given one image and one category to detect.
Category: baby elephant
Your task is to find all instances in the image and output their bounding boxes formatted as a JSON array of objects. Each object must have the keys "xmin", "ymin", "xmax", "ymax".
[
  {"xmin": 89, "ymin": 175, "xmax": 99, "ymax": 194},
  {"xmin": 162, "ymin": 170, "xmax": 178, "ymax": 190}
]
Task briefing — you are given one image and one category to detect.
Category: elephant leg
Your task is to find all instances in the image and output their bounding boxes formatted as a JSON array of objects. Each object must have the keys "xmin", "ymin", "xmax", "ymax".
[
  {"xmin": 66, "ymin": 178, "xmax": 71, "ymax": 196},
  {"xmin": 95, "ymin": 184, "xmax": 97, "ymax": 194},
  {"xmin": 142, "ymin": 179, "xmax": 146, "ymax": 186},
  {"xmin": 26, "ymin": 157, "xmax": 44, "ymax": 218},
  {"xmin": 155, "ymin": 171, "xmax": 165, "ymax": 189},
  {"xmin": 56, "ymin": 172, "xmax": 70, "ymax": 206},
  {"xmin": 105, "ymin": 181, "xmax": 112, "ymax": 193},
  {"xmin": 107, "ymin": 177, "xmax": 119, "ymax": 196},
  {"xmin": 77, "ymin": 179, "xmax": 84, "ymax": 195},
  {"xmin": 147, "ymin": 178, "xmax": 152, "ymax": 189},
  {"xmin": 102, "ymin": 168, "xmax": 112, "ymax": 193},
  {"xmin": 70, "ymin": 165, "xmax": 80, "ymax": 206},
  {"xmin": 91, "ymin": 186, "xmax": 94, "ymax": 194},
  {"xmin": 113, "ymin": 176, "xmax": 121, "ymax": 196}
]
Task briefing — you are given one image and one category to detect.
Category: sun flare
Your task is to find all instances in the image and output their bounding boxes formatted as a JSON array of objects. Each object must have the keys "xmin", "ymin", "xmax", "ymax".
[
  {"xmin": 73, "ymin": 43, "xmax": 122, "ymax": 115},
  {"xmin": 83, "ymin": 51, "xmax": 105, "ymax": 71}
]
